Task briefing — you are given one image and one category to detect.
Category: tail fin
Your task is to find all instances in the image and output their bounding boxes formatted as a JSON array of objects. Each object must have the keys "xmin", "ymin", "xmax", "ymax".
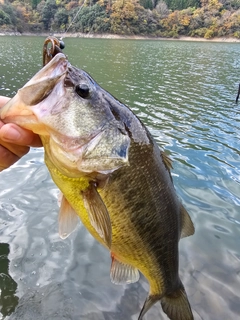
[
  {"xmin": 161, "ymin": 283, "xmax": 193, "ymax": 320},
  {"xmin": 138, "ymin": 282, "xmax": 193, "ymax": 320}
]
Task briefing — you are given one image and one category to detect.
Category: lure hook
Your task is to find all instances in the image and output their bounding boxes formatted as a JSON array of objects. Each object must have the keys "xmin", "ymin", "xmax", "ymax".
[{"xmin": 43, "ymin": 36, "xmax": 65, "ymax": 67}]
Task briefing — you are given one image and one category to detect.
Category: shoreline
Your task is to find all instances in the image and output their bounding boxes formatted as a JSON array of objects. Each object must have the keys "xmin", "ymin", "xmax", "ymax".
[{"xmin": 1, "ymin": 31, "xmax": 240, "ymax": 43}]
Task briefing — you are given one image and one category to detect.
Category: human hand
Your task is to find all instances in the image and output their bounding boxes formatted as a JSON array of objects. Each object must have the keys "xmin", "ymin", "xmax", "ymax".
[{"xmin": 0, "ymin": 96, "xmax": 42, "ymax": 171}]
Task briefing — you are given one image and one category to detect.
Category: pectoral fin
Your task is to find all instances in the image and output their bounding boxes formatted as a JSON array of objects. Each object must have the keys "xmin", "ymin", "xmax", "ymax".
[
  {"xmin": 180, "ymin": 205, "xmax": 195, "ymax": 238},
  {"xmin": 58, "ymin": 194, "xmax": 79, "ymax": 239},
  {"xmin": 110, "ymin": 255, "xmax": 139, "ymax": 285},
  {"xmin": 82, "ymin": 183, "xmax": 112, "ymax": 248}
]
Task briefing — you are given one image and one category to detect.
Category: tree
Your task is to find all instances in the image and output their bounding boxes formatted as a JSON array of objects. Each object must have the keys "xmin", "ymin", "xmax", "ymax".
[
  {"xmin": 31, "ymin": 0, "xmax": 41, "ymax": 9},
  {"xmin": 40, "ymin": 0, "xmax": 58, "ymax": 30},
  {"xmin": 0, "ymin": 0, "xmax": 240, "ymax": 37},
  {"xmin": 140, "ymin": 0, "xmax": 154, "ymax": 9},
  {"xmin": 165, "ymin": 0, "xmax": 200, "ymax": 10},
  {"xmin": 156, "ymin": 0, "xmax": 169, "ymax": 16},
  {"xmin": 54, "ymin": 8, "xmax": 69, "ymax": 28},
  {"xmin": 71, "ymin": 3, "xmax": 110, "ymax": 32},
  {"xmin": 110, "ymin": 0, "xmax": 143, "ymax": 34},
  {"xmin": 0, "ymin": 9, "xmax": 11, "ymax": 25}
]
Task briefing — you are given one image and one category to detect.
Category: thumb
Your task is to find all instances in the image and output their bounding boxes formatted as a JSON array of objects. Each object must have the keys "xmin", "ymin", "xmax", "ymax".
[{"xmin": 0, "ymin": 123, "xmax": 42, "ymax": 147}]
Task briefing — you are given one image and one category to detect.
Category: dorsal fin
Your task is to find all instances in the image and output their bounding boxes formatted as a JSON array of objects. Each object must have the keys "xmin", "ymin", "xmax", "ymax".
[
  {"xmin": 180, "ymin": 205, "xmax": 195, "ymax": 238},
  {"xmin": 110, "ymin": 255, "xmax": 140, "ymax": 285},
  {"xmin": 161, "ymin": 151, "xmax": 173, "ymax": 172},
  {"xmin": 160, "ymin": 151, "xmax": 173, "ymax": 181}
]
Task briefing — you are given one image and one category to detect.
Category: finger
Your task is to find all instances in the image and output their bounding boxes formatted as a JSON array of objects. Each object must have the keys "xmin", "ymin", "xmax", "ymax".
[
  {"xmin": 0, "ymin": 121, "xmax": 31, "ymax": 158},
  {"xmin": 0, "ymin": 138, "xmax": 30, "ymax": 158},
  {"xmin": 0, "ymin": 145, "xmax": 20, "ymax": 172},
  {"xmin": 0, "ymin": 123, "xmax": 42, "ymax": 147},
  {"xmin": 0, "ymin": 96, "xmax": 10, "ymax": 107}
]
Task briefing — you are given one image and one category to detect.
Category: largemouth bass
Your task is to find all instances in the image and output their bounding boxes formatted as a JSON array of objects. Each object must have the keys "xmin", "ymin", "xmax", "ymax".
[{"xmin": 0, "ymin": 51, "xmax": 195, "ymax": 320}]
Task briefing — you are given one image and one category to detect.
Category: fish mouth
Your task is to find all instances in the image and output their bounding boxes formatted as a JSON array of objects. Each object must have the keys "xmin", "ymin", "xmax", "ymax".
[{"xmin": 0, "ymin": 53, "xmax": 68, "ymax": 134}]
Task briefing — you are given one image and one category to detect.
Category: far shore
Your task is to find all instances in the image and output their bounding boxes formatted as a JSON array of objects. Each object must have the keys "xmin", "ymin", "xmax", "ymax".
[{"xmin": 1, "ymin": 31, "xmax": 240, "ymax": 43}]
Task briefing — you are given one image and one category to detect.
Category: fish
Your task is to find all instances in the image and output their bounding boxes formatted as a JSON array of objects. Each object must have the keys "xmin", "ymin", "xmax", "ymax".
[{"xmin": 0, "ymin": 52, "xmax": 195, "ymax": 320}]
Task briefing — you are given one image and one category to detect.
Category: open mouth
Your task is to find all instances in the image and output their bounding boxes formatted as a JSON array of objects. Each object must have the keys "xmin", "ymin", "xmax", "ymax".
[{"xmin": 0, "ymin": 54, "xmax": 69, "ymax": 131}]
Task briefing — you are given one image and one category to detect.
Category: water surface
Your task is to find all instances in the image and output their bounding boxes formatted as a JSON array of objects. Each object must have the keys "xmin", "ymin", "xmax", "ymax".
[{"xmin": 0, "ymin": 36, "xmax": 240, "ymax": 320}]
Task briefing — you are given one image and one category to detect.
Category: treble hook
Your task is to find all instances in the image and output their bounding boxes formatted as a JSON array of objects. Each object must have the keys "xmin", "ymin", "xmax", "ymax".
[{"xmin": 43, "ymin": 36, "xmax": 65, "ymax": 67}]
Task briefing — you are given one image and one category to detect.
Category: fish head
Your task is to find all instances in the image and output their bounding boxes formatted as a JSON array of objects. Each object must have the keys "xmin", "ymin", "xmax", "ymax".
[
  {"xmin": 0, "ymin": 53, "xmax": 130, "ymax": 177},
  {"xmin": 0, "ymin": 53, "xmax": 68, "ymax": 134}
]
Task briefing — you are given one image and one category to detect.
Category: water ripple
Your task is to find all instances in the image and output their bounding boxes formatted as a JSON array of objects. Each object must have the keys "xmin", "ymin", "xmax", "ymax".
[{"xmin": 0, "ymin": 37, "xmax": 240, "ymax": 320}]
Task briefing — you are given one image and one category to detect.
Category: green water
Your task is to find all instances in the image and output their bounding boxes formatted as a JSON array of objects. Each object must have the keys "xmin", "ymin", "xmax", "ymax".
[{"xmin": 0, "ymin": 36, "xmax": 240, "ymax": 320}]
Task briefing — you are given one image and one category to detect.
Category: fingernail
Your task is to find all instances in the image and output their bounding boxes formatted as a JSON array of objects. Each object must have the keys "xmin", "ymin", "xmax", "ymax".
[{"xmin": 2, "ymin": 127, "xmax": 21, "ymax": 141}]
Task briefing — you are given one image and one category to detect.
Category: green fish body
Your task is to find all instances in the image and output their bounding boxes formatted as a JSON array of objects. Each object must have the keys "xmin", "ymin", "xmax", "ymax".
[{"xmin": 0, "ymin": 53, "xmax": 194, "ymax": 320}]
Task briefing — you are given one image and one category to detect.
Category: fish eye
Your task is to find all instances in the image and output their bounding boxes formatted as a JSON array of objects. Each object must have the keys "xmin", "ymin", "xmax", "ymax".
[{"xmin": 75, "ymin": 84, "xmax": 90, "ymax": 99}]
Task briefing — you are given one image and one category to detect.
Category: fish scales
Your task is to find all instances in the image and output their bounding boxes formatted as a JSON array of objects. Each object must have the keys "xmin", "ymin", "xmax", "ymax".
[
  {"xmin": 0, "ymin": 51, "xmax": 195, "ymax": 320},
  {"xmin": 98, "ymin": 97, "xmax": 180, "ymax": 281},
  {"xmin": 99, "ymin": 138, "xmax": 180, "ymax": 293}
]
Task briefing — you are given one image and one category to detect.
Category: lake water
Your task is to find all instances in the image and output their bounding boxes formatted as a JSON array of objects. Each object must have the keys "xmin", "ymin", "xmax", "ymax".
[{"xmin": 0, "ymin": 36, "xmax": 240, "ymax": 320}]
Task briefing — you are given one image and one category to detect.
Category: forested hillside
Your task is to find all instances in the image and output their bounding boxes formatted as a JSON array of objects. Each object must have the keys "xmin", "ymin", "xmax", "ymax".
[{"xmin": 0, "ymin": 0, "xmax": 240, "ymax": 38}]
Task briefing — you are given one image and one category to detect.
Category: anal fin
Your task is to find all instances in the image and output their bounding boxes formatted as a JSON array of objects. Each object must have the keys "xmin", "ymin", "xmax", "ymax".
[
  {"xmin": 110, "ymin": 255, "xmax": 139, "ymax": 285},
  {"xmin": 180, "ymin": 204, "xmax": 195, "ymax": 238}
]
